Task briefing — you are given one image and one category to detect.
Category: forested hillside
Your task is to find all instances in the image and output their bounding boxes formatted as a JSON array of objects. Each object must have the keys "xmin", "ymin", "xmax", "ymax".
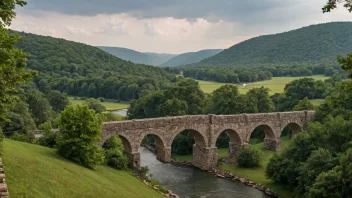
[
  {"xmin": 190, "ymin": 22, "xmax": 352, "ymax": 67},
  {"xmin": 160, "ymin": 49, "xmax": 222, "ymax": 67},
  {"xmin": 16, "ymin": 32, "xmax": 176, "ymax": 101},
  {"xmin": 98, "ymin": 46, "xmax": 176, "ymax": 66}
]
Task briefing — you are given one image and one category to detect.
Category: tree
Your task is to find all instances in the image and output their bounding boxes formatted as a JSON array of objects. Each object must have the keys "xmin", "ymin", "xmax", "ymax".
[
  {"xmin": 85, "ymin": 98, "xmax": 106, "ymax": 113},
  {"xmin": 323, "ymin": 0, "xmax": 352, "ymax": 13},
  {"xmin": 0, "ymin": 0, "xmax": 36, "ymax": 126},
  {"xmin": 246, "ymin": 87, "xmax": 274, "ymax": 113},
  {"xmin": 293, "ymin": 97, "xmax": 315, "ymax": 111},
  {"xmin": 103, "ymin": 136, "xmax": 128, "ymax": 170},
  {"xmin": 26, "ymin": 87, "xmax": 55, "ymax": 126},
  {"xmin": 57, "ymin": 105, "xmax": 104, "ymax": 168},
  {"xmin": 209, "ymin": 85, "xmax": 245, "ymax": 114},
  {"xmin": 284, "ymin": 78, "xmax": 317, "ymax": 100},
  {"xmin": 46, "ymin": 90, "xmax": 69, "ymax": 113},
  {"xmin": 237, "ymin": 147, "xmax": 262, "ymax": 168}
]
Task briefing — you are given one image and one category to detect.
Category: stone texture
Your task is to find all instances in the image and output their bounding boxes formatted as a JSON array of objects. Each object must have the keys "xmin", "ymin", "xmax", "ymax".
[{"xmin": 101, "ymin": 111, "xmax": 314, "ymax": 170}]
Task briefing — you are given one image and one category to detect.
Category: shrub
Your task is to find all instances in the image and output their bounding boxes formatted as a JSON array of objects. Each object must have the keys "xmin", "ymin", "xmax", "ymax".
[
  {"xmin": 103, "ymin": 136, "xmax": 123, "ymax": 150},
  {"xmin": 237, "ymin": 147, "xmax": 262, "ymax": 168},
  {"xmin": 10, "ymin": 133, "xmax": 27, "ymax": 142},
  {"xmin": 105, "ymin": 148, "xmax": 128, "ymax": 170},
  {"xmin": 57, "ymin": 105, "xmax": 104, "ymax": 169}
]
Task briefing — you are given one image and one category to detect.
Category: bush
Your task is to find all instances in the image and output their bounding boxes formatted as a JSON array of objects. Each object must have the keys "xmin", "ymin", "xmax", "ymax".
[
  {"xmin": 57, "ymin": 105, "xmax": 104, "ymax": 169},
  {"xmin": 10, "ymin": 133, "xmax": 27, "ymax": 142},
  {"xmin": 103, "ymin": 136, "xmax": 123, "ymax": 150},
  {"xmin": 237, "ymin": 147, "xmax": 262, "ymax": 168},
  {"xmin": 37, "ymin": 132, "xmax": 58, "ymax": 148},
  {"xmin": 105, "ymin": 148, "xmax": 128, "ymax": 170}
]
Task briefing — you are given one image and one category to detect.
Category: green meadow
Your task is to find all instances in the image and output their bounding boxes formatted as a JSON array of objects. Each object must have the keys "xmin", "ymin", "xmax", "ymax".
[
  {"xmin": 198, "ymin": 75, "xmax": 329, "ymax": 95},
  {"xmin": 3, "ymin": 139, "xmax": 161, "ymax": 198},
  {"xmin": 68, "ymin": 96, "xmax": 129, "ymax": 111}
]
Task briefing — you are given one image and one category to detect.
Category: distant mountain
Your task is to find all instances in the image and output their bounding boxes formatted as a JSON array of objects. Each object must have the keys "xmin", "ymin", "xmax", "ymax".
[
  {"xmin": 98, "ymin": 46, "xmax": 177, "ymax": 66},
  {"xmin": 159, "ymin": 49, "xmax": 223, "ymax": 67},
  {"xmin": 189, "ymin": 22, "xmax": 352, "ymax": 67}
]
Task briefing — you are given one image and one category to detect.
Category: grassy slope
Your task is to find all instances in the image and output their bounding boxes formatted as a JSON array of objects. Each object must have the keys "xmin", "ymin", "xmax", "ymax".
[
  {"xmin": 68, "ymin": 97, "xmax": 130, "ymax": 111},
  {"xmin": 310, "ymin": 99, "xmax": 325, "ymax": 106},
  {"xmin": 3, "ymin": 139, "xmax": 161, "ymax": 198},
  {"xmin": 173, "ymin": 137, "xmax": 293, "ymax": 197},
  {"xmin": 198, "ymin": 75, "xmax": 329, "ymax": 94}
]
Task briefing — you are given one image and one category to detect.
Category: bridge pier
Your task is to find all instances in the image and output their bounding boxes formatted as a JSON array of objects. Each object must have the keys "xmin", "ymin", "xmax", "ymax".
[
  {"xmin": 193, "ymin": 145, "xmax": 218, "ymax": 170},
  {"xmin": 229, "ymin": 142, "xmax": 242, "ymax": 157},
  {"xmin": 264, "ymin": 138, "xmax": 281, "ymax": 151},
  {"xmin": 126, "ymin": 152, "xmax": 141, "ymax": 169},
  {"xmin": 156, "ymin": 147, "xmax": 171, "ymax": 163}
]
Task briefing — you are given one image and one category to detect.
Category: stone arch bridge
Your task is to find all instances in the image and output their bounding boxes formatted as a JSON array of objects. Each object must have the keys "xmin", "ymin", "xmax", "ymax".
[{"xmin": 101, "ymin": 111, "xmax": 315, "ymax": 170}]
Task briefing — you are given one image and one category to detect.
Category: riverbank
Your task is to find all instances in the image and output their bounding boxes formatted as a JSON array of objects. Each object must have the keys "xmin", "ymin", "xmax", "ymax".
[{"xmin": 170, "ymin": 137, "xmax": 293, "ymax": 197}]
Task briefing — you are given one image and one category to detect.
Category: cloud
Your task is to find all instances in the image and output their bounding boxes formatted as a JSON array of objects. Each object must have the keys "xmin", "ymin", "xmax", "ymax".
[{"xmin": 11, "ymin": 0, "xmax": 352, "ymax": 53}]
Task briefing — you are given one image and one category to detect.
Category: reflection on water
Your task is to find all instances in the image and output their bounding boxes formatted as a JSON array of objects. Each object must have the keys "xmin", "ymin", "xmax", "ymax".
[{"xmin": 139, "ymin": 147, "xmax": 269, "ymax": 198}]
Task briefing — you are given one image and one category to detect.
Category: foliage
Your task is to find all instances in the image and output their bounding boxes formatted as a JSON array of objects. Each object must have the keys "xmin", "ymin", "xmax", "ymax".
[
  {"xmin": 85, "ymin": 98, "xmax": 106, "ymax": 113},
  {"xmin": 293, "ymin": 97, "xmax": 315, "ymax": 111},
  {"xmin": 128, "ymin": 79, "xmax": 206, "ymax": 119},
  {"xmin": 15, "ymin": 32, "xmax": 175, "ymax": 102},
  {"xmin": 26, "ymin": 85, "xmax": 55, "ymax": 126},
  {"xmin": 187, "ymin": 22, "xmax": 352, "ymax": 68},
  {"xmin": 57, "ymin": 105, "xmax": 104, "ymax": 169},
  {"xmin": 171, "ymin": 131, "xmax": 195, "ymax": 155},
  {"xmin": 105, "ymin": 148, "xmax": 128, "ymax": 170},
  {"xmin": 37, "ymin": 121, "xmax": 58, "ymax": 148},
  {"xmin": 45, "ymin": 90, "xmax": 69, "ymax": 113},
  {"xmin": 237, "ymin": 147, "xmax": 262, "ymax": 168},
  {"xmin": 266, "ymin": 115, "xmax": 352, "ymax": 195},
  {"xmin": 10, "ymin": 133, "xmax": 27, "ymax": 142},
  {"xmin": 322, "ymin": 0, "xmax": 352, "ymax": 13},
  {"xmin": 209, "ymin": 85, "xmax": 245, "ymax": 114},
  {"xmin": 3, "ymin": 98, "xmax": 36, "ymax": 132},
  {"xmin": 284, "ymin": 78, "xmax": 327, "ymax": 100},
  {"xmin": 246, "ymin": 87, "xmax": 274, "ymax": 113},
  {"xmin": 98, "ymin": 112, "xmax": 126, "ymax": 122},
  {"xmin": 102, "ymin": 136, "xmax": 123, "ymax": 151}
]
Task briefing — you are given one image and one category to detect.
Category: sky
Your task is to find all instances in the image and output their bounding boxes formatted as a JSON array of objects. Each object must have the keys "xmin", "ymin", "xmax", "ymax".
[{"xmin": 10, "ymin": 0, "xmax": 352, "ymax": 54}]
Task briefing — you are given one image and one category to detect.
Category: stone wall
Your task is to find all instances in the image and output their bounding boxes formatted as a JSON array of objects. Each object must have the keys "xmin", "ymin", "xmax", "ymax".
[
  {"xmin": 0, "ymin": 158, "xmax": 9, "ymax": 198},
  {"xmin": 101, "ymin": 111, "xmax": 315, "ymax": 170}
]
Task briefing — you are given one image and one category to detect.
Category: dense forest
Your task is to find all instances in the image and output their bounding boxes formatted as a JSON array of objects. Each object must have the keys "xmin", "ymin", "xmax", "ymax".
[
  {"xmin": 165, "ymin": 64, "xmax": 342, "ymax": 83},
  {"xmin": 98, "ymin": 46, "xmax": 176, "ymax": 66},
  {"xmin": 188, "ymin": 22, "xmax": 352, "ymax": 68},
  {"xmin": 159, "ymin": 49, "xmax": 222, "ymax": 67},
  {"xmin": 15, "ymin": 32, "xmax": 176, "ymax": 101}
]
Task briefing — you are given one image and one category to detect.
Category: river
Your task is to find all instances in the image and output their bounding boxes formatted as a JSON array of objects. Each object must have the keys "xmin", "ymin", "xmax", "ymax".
[{"xmin": 139, "ymin": 147, "xmax": 269, "ymax": 198}]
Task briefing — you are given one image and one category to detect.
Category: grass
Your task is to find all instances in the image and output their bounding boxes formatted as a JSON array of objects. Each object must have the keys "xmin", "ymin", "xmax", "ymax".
[
  {"xmin": 198, "ymin": 75, "xmax": 329, "ymax": 94},
  {"xmin": 68, "ymin": 96, "xmax": 129, "ymax": 111},
  {"xmin": 3, "ymin": 139, "xmax": 161, "ymax": 198},
  {"xmin": 220, "ymin": 136, "xmax": 293, "ymax": 198},
  {"xmin": 310, "ymin": 99, "xmax": 325, "ymax": 106},
  {"xmin": 172, "ymin": 136, "xmax": 293, "ymax": 197}
]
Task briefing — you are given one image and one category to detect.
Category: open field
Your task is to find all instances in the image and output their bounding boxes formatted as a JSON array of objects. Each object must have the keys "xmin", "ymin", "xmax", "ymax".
[
  {"xmin": 198, "ymin": 75, "xmax": 329, "ymax": 95},
  {"xmin": 173, "ymin": 136, "xmax": 293, "ymax": 197},
  {"xmin": 310, "ymin": 99, "xmax": 325, "ymax": 106},
  {"xmin": 68, "ymin": 96, "xmax": 129, "ymax": 111},
  {"xmin": 3, "ymin": 139, "xmax": 161, "ymax": 198}
]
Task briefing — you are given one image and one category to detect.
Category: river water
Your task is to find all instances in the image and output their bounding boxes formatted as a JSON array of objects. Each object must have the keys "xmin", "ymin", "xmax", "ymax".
[{"xmin": 139, "ymin": 147, "xmax": 269, "ymax": 198}]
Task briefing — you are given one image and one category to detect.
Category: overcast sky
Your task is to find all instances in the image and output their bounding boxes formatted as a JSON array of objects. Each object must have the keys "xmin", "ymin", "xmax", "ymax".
[{"xmin": 10, "ymin": 0, "xmax": 352, "ymax": 54}]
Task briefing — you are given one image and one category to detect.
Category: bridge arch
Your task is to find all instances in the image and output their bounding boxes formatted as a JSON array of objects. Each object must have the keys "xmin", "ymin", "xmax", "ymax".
[
  {"xmin": 281, "ymin": 122, "xmax": 303, "ymax": 138},
  {"xmin": 247, "ymin": 124, "xmax": 280, "ymax": 151},
  {"xmin": 169, "ymin": 128, "xmax": 207, "ymax": 148},
  {"xmin": 139, "ymin": 132, "xmax": 170, "ymax": 163},
  {"xmin": 215, "ymin": 129, "xmax": 243, "ymax": 158}
]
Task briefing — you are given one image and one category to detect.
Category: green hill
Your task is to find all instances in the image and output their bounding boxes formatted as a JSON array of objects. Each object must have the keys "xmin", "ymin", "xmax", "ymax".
[
  {"xmin": 2, "ymin": 139, "xmax": 161, "ymax": 198},
  {"xmin": 98, "ymin": 46, "xmax": 177, "ymax": 66},
  {"xmin": 15, "ymin": 32, "xmax": 175, "ymax": 101},
  {"xmin": 160, "ymin": 49, "xmax": 222, "ymax": 67},
  {"xmin": 190, "ymin": 22, "xmax": 352, "ymax": 67}
]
